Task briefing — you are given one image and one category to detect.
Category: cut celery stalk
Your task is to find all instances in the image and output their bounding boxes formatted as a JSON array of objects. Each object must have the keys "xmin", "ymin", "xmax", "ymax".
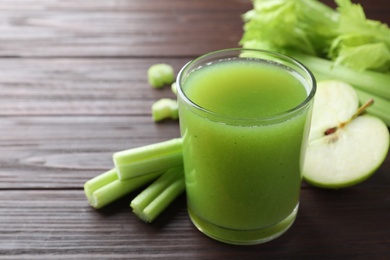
[
  {"xmin": 151, "ymin": 98, "xmax": 179, "ymax": 122},
  {"xmin": 84, "ymin": 168, "xmax": 117, "ymax": 202},
  {"xmin": 113, "ymin": 138, "xmax": 183, "ymax": 180},
  {"xmin": 84, "ymin": 168, "xmax": 161, "ymax": 209},
  {"xmin": 130, "ymin": 167, "xmax": 185, "ymax": 222},
  {"xmin": 130, "ymin": 168, "xmax": 180, "ymax": 211},
  {"xmin": 91, "ymin": 173, "xmax": 161, "ymax": 209}
]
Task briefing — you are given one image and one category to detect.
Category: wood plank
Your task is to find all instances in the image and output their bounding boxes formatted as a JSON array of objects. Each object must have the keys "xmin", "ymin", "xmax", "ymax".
[
  {"xmin": 0, "ymin": 0, "xmax": 251, "ymax": 57},
  {"xmin": 0, "ymin": 188, "xmax": 389, "ymax": 258},
  {"xmin": 0, "ymin": 0, "xmax": 251, "ymax": 12},
  {"xmin": 0, "ymin": 58, "xmax": 186, "ymax": 116},
  {"xmin": 1, "ymin": 0, "xmax": 387, "ymax": 58},
  {"xmin": 0, "ymin": 115, "xmax": 180, "ymax": 189}
]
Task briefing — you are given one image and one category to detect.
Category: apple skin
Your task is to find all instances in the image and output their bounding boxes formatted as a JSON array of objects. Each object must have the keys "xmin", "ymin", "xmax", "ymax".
[{"xmin": 302, "ymin": 80, "xmax": 390, "ymax": 189}]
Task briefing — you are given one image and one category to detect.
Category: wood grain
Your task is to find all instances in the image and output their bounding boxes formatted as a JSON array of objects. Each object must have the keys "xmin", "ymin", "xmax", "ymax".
[
  {"xmin": 0, "ymin": 58, "xmax": 187, "ymax": 115},
  {"xmin": 0, "ymin": 188, "xmax": 389, "ymax": 258},
  {"xmin": 0, "ymin": 115, "xmax": 180, "ymax": 189},
  {"xmin": 0, "ymin": 0, "xmax": 251, "ymax": 58},
  {"xmin": 0, "ymin": 0, "xmax": 387, "ymax": 58}
]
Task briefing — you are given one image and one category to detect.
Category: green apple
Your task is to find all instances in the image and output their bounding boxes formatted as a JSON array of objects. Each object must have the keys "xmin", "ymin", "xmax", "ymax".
[{"xmin": 303, "ymin": 80, "xmax": 390, "ymax": 189}]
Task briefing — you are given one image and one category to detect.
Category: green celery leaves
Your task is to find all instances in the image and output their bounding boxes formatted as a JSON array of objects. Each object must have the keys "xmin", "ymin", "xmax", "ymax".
[{"xmin": 241, "ymin": 0, "xmax": 390, "ymax": 73}]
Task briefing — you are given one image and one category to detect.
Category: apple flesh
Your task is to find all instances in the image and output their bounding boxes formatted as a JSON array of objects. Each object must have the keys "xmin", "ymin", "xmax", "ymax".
[{"xmin": 303, "ymin": 80, "xmax": 390, "ymax": 189}]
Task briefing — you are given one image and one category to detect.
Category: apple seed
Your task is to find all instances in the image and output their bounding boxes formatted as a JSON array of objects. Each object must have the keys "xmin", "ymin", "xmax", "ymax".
[{"xmin": 323, "ymin": 98, "xmax": 374, "ymax": 137}]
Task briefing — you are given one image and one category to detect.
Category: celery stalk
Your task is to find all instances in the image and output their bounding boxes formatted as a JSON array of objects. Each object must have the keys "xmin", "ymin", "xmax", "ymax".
[
  {"xmin": 84, "ymin": 168, "xmax": 161, "ymax": 209},
  {"xmin": 289, "ymin": 51, "xmax": 390, "ymax": 100},
  {"xmin": 311, "ymin": 70, "xmax": 390, "ymax": 126},
  {"xmin": 355, "ymin": 89, "xmax": 390, "ymax": 126},
  {"xmin": 84, "ymin": 168, "xmax": 117, "ymax": 202},
  {"xmin": 290, "ymin": 51, "xmax": 390, "ymax": 126},
  {"xmin": 113, "ymin": 138, "xmax": 183, "ymax": 180},
  {"xmin": 130, "ymin": 167, "xmax": 185, "ymax": 222}
]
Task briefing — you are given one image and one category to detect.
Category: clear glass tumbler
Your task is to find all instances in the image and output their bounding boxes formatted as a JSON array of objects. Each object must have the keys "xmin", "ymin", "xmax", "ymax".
[{"xmin": 177, "ymin": 48, "xmax": 316, "ymax": 245}]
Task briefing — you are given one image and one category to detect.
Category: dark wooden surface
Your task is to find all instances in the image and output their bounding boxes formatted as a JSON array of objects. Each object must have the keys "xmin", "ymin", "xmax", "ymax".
[{"xmin": 0, "ymin": 0, "xmax": 389, "ymax": 259}]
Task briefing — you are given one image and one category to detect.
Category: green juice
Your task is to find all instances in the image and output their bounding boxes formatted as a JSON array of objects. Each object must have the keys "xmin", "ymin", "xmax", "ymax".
[{"xmin": 178, "ymin": 53, "xmax": 314, "ymax": 245}]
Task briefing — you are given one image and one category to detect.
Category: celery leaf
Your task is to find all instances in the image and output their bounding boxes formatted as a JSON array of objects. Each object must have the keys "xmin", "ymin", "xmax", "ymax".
[{"xmin": 240, "ymin": 0, "xmax": 390, "ymax": 73}]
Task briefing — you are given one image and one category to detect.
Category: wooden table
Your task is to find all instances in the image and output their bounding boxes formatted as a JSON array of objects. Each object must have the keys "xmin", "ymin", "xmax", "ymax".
[{"xmin": 1, "ymin": 0, "xmax": 389, "ymax": 258}]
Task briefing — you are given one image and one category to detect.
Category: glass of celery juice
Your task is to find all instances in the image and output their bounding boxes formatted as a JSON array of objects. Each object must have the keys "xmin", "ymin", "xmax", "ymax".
[{"xmin": 176, "ymin": 48, "xmax": 316, "ymax": 245}]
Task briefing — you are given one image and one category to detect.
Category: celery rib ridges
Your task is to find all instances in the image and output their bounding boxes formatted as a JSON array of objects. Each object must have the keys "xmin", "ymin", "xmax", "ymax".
[
  {"xmin": 130, "ymin": 167, "xmax": 185, "ymax": 223},
  {"xmin": 113, "ymin": 138, "xmax": 183, "ymax": 180},
  {"xmin": 84, "ymin": 168, "xmax": 161, "ymax": 209}
]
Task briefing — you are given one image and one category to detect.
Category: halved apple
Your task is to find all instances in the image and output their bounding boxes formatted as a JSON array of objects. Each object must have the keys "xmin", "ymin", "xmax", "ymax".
[{"xmin": 303, "ymin": 80, "xmax": 389, "ymax": 189}]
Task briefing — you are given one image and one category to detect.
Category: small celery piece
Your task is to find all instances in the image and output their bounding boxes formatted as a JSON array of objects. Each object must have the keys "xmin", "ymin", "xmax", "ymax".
[
  {"xmin": 130, "ymin": 167, "xmax": 185, "ymax": 222},
  {"xmin": 113, "ymin": 138, "xmax": 183, "ymax": 180},
  {"xmin": 148, "ymin": 63, "xmax": 175, "ymax": 88},
  {"xmin": 171, "ymin": 82, "xmax": 177, "ymax": 95},
  {"xmin": 84, "ymin": 169, "xmax": 161, "ymax": 209},
  {"xmin": 151, "ymin": 98, "xmax": 178, "ymax": 122}
]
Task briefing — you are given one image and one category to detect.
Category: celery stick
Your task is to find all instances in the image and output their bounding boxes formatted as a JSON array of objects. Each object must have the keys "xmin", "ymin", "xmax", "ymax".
[
  {"xmin": 87, "ymin": 171, "xmax": 161, "ymax": 209},
  {"xmin": 113, "ymin": 138, "xmax": 183, "ymax": 180},
  {"xmin": 289, "ymin": 51, "xmax": 390, "ymax": 100},
  {"xmin": 151, "ymin": 98, "xmax": 179, "ymax": 122},
  {"xmin": 84, "ymin": 168, "xmax": 117, "ymax": 204},
  {"xmin": 130, "ymin": 167, "xmax": 180, "ymax": 212},
  {"xmin": 130, "ymin": 167, "xmax": 185, "ymax": 222},
  {"xmin": 142, "ymin": 177, "xmax": 184, "ymax": 222}
]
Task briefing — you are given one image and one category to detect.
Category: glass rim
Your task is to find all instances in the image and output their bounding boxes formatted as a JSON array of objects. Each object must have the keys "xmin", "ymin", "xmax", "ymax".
[{"xmin": 176, "ymin": 48, "xmax": 316, "ymax": 123}]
